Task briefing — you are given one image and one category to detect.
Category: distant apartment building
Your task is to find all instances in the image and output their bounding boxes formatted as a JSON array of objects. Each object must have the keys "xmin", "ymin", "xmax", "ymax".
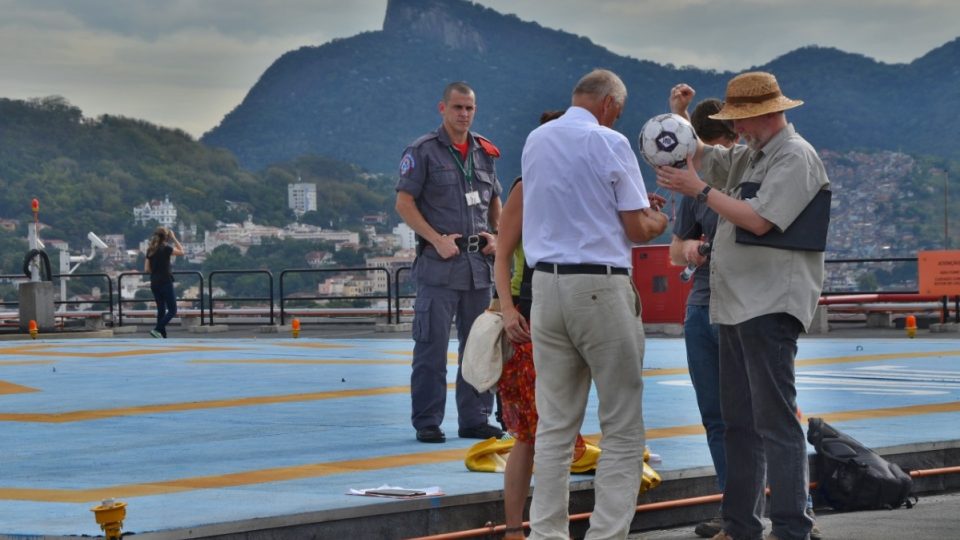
[
  {"xmin": 318, "ymin": 275, "xmax": 376, "ymax": 297},
  {"xmin": 288, "ymin": 182, "xmax": 317, "ymax": 216},
  {"xmin": 133, "ymin": 195, "xmax": 177, "ymax": 227},
  {"xmin": 203, "ymin": 219, "xmax": 360, "ymax": 254},
  {"xmin": 392, "ymin": 222, "xmax": 417, "ymax": 250},
  {"xmin": 101, "ymin": 234, "xmax": 131, "ymax": 264},
  {"xmin": 119, "ymin": 275, "xmax": 148, "ymax": 300},
  {"xmin": 365, "ymin": 250, "xmax": 416, "ymax": 292},
  {"xmin": 102, "ymin": 234, "xmax": 126, "ymax": 251},
  {"xmin": 203, "ymin": 219, "xmax": 283, "ymax": 253},
  {"xmin": 283, "ymin": 223, "xmax": 360, "ymax": 246},
  {"xmin": 177, "ymin": 223, "xmax": 200, "ymax": 243}
]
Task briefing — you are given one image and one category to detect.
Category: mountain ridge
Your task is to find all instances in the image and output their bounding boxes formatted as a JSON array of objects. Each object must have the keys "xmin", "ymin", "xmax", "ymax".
[{"xmin": 202, "ymin": 0, "xmax": 960, "ymax": 180}]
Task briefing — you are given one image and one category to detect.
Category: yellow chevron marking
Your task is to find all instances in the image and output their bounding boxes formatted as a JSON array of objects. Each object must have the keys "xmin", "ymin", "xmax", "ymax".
[
  {"xmin": 0, "ymin": 345, "xmax": 243, "ymax": 358},
  {"xmin": 0, "ymin": 380, "xmax": 39, "ymax": 394},
  {"xmin": 0, "ymin": 384, "xmax": 454, "ymax": 423},
  {"xmin": 1, "ymin": 400, "xmax": 957, "ymax": 502}
]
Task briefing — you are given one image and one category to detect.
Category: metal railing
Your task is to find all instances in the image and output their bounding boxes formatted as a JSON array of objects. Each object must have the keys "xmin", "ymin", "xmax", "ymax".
[
  {"xmin": 208, "ymin": 270, "xmax": 275, "ymax": 326},
  {"xmin": 1, "ymin": 272, "xmax": 114, "ymax": 324},
  {"xmin": 5, "ymin": 256, "xmax": 957, "ymax": 331},
  {"xmin": 52, "ymin": 272, "xmax": 114, "ymax": 321},
  {"xmin": 116, "ymin": 271, "xmax": 205, "ymax": 327},
  {"xmin": 823, "ymin": 257, "xmax": 959, "ymax": 323},
  {"xmin": 823, "ymin": 257, "xmax": 920, "ymax": 295},
  {"xmin": 393, "ymin": 266, "xmax": 415, "ymax": 324},
  {"xmin": 278, "ymin": 267, "xmax": 393, "ymax": 325}
]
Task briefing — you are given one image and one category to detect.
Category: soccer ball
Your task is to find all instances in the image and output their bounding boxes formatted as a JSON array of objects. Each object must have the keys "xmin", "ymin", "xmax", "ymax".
[{"xmin": 638, "ymin": 113, "xmax": 698, "ymax": 168}]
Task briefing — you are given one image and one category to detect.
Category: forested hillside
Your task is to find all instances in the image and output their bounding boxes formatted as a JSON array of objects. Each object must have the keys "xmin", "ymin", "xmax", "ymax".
[{"xmin": 0, "ymin": 97, "xmax": 395, "ymax": 250}]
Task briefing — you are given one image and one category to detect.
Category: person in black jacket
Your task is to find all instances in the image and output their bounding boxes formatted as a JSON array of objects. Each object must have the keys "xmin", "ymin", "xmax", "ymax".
[{"xmin": 144, "ymin": 227, "xmax": 184, "ymax": 338}]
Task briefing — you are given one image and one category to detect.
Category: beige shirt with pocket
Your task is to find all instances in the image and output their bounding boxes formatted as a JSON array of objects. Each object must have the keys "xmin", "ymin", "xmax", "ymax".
[{"xmin": 700, "ymin": 124, "xmax": 830, "ymax": 330}]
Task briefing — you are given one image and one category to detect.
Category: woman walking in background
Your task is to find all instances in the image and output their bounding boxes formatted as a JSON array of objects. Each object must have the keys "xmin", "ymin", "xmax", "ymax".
[{"xmin": 145, "ymin": 226, "xmax": 184, "ymax": 338}]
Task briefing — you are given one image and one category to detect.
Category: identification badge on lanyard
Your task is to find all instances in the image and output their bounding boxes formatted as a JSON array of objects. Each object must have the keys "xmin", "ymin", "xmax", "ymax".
[{"xmin": 449, "ymin": 145, "xmax": 479, "ymax": 206}]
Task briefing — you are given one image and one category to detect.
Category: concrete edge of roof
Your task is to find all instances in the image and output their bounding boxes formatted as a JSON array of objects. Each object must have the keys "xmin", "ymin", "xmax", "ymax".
[{"xmin": 14, "ymin": 440, "xmax": 955, "ymax": 540}]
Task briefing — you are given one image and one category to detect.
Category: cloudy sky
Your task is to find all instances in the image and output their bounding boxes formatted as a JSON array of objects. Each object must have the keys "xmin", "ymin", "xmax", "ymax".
[{"xmin": 1, "ymin": 0, "xmax": 956, "ymax": 138}]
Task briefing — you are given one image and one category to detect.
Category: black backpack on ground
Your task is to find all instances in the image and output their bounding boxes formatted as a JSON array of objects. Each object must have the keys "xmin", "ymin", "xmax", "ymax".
[{"xmin": 807, "ymin": 417, "xmax": 917, "ymax": 511}]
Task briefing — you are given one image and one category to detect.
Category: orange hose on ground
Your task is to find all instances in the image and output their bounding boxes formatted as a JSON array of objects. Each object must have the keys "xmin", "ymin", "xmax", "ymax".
[
  {"xmin": 407, "ymin": 466, "xmax": 960, "ymax": 540},
  {"xmin": 911, "ymin": 465, "xmax": 960, "ymax": 477}
]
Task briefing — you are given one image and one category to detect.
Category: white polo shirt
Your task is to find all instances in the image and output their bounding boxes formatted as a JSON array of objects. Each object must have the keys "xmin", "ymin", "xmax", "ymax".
[{"xmin": 521, "ymin": 106, "xmax": 650, "ymax": 268}]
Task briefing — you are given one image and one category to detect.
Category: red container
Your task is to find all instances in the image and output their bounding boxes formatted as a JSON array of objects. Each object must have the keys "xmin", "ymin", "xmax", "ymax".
[{"xmin": 631, "ymin": 245, "xmax": 692, "ymax": 324}]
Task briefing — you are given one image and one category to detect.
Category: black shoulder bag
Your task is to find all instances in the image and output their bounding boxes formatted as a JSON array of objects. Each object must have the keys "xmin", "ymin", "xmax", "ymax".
[
  {"xmin": 735, "ymin": 182, "xmax": 831, "ymax": 252},
  {"xmin": 807, "ymin": 417, "xmax": 917, "ymax": 511}
]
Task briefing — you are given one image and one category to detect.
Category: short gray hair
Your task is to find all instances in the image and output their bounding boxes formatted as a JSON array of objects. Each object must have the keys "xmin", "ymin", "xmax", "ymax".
[
  {"xmin": 443, "ymin": 81, "xmax": 475, "ymax": 103},
  {"xmin": 573, "ymin": 69, "xmax": 627, "ymax": 106}
]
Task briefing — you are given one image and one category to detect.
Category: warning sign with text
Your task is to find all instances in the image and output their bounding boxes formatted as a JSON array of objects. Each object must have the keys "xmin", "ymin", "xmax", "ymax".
[{"xmin": 919, "ymin": 250, "xmax": 960, "ymax": 295}]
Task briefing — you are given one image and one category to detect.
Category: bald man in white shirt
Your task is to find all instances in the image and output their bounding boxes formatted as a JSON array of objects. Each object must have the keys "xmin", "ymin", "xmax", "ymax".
[{"xmin": 521, "ymin": 68, "xmax": 668, "ymax": 540}]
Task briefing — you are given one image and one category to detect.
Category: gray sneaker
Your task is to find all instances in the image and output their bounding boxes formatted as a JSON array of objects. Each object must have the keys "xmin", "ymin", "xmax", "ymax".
[
  {"xmin": 149, "ymin": 330, "xmax": 162, "ymax": 338},
  {"xmin": 695, "ymin": 515, "xmax": 723, "ymax": 538},
  {"xmin": 808, "ymin": 507, "xmax": 822, "ymax": 540}
]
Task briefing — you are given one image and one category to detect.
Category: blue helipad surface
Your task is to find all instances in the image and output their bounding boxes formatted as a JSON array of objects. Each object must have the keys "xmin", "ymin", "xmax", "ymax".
[{"xmin": 2, "ymin": 336, "xmax": 960, "ymax": 536}]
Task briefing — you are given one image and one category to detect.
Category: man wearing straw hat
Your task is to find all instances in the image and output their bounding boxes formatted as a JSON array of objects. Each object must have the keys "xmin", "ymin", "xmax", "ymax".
[{"xmin": 656, "ymin": 71, "xmax": 830, "ymax": 540}]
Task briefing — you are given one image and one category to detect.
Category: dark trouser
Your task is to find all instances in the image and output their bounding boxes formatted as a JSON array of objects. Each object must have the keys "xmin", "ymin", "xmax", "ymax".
[
  {"xmin": 151, "ymin": 281, "xmax": 177, "ymax": 337},
  {"xmin": 719, "ymin": 313, "xmax": 812, "ymax": 540},
  {"xmin": 684, "ymin": 303, "xmax": 726, "ymax": 492},
  {"xmin": 410, "ymin": 283, "xmax": 494, "ymax": 431}
]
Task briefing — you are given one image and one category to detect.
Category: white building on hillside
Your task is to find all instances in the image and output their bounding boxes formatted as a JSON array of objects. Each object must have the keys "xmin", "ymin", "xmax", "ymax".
[
  {"xmin": 203, "ymin": 218, "xmax": 283, "ymax": 253},
  {"xmin": 202, "ymin": 219, "xmax": 360, "ymax": 254},
  {"xmin": 318, "ymin": 275, "xmax": 376, "ymax": 298},
  {"xmin": 133, "ymin": 195, "xmax": 177, "ymax": 227},
  {"xmin": 392, "ymin": 222, "xmax": 417, "ymax": 250},
  {"xmin": 288, "ymin": 182, "xmax": 317, "ymax": 217},
  {"xmin": 282, "ymin": 223, "xmax": 360, "ymax": 245}
]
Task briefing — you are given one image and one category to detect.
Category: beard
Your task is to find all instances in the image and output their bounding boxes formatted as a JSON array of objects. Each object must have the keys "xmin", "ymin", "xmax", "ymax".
[{"xmin": 741, "ymin": 133, "xmax": 763, "ymax": 151}]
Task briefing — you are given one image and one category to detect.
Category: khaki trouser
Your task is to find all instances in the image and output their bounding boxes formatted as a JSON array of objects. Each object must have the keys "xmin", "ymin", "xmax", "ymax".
[{"xmin": 529, "ymin": 271, "xmax": 645, "ymax": 540}]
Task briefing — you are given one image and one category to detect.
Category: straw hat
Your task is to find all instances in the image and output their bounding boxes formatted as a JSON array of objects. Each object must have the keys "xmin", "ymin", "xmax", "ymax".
[{"xmin": 709, "ymin": 71, "xmax": 803, "ymax": 120}]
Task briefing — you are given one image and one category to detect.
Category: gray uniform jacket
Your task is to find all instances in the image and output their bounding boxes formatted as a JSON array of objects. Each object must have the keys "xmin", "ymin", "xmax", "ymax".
[{"xmin": 396, "ymin": 126, "xmax": 502, "ymax": 291}]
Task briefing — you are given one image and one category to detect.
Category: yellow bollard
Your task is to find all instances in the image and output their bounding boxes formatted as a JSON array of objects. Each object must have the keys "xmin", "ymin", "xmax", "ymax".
[
  {"xmin": 28, "ymin": 320, "xmax": 38, "ymax": 340},
  {"xmin": 905, "ymin": 315, "xmax": 917, "ymax": 338},
  {"xmin": 291, "ymin": 318, "xmax": 301, "ymax": 338},
  {"xmin": 91, "ymin": 499, "xmax": 127, "ymax": 540}
]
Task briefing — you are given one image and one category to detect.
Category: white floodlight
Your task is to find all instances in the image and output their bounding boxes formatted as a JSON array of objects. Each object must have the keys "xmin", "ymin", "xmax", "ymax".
[{"xmin": 88, "ymin": 231, "xmax": 109, "ymax": 250}]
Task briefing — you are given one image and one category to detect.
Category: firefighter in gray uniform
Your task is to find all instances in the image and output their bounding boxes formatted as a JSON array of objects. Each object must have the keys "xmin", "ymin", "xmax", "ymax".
[{"xmin": 395, "ymin": 81, "xmax": 504, "ymax": 443}]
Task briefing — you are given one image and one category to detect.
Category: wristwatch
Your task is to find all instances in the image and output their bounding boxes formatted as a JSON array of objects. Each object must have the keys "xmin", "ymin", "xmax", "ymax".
[{"xmin": 696, "ymin": 185, "xmax": 712, "ymax": 203}]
